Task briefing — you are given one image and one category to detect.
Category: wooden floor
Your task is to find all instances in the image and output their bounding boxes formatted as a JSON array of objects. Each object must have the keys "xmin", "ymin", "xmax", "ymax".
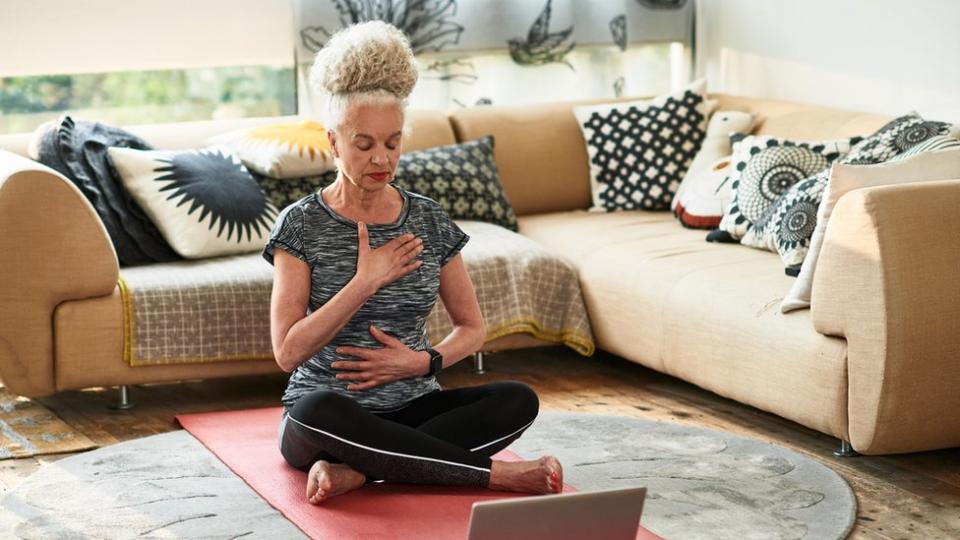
[{"xmin": 2, "ymin": 347, "xmax": 958, "ymax": 539}]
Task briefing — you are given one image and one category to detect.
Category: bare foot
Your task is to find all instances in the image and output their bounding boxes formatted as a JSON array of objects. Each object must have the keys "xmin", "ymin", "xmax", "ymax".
[
  {"xmin": 306, "ymin": 460, "xmax": 367, "ymax": 504},
  {"xmin": 488, "ymin": 455, "xmax": 563, "ymax": 494}
]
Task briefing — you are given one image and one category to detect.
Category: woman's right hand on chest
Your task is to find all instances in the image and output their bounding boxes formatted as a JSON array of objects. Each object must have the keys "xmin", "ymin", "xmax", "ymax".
[{"xmin": 354, "ymin": 221, "xmax": 424, "ymax": 293}]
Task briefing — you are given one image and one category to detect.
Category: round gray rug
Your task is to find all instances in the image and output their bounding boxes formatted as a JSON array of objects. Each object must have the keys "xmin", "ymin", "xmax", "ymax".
[
  {"xmin": 0, "ymin": 430, "xmax": 305, "ymax": 539},
  {"xmin": 511, "ymin": 413, "xmax": 856, "ymax": 540},
  {"xmin": 0, "ymin": 412, "xmax": 855, "ymax": 539}
]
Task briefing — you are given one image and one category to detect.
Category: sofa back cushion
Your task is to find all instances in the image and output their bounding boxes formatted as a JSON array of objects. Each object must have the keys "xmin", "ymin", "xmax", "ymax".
[
  {"xmin": 449, "ymin": 100, "xmax": 602, "ymax": 216},
  {"xmin": 711, "ymin": 94, "xmax": 892, "ymax": 140}
]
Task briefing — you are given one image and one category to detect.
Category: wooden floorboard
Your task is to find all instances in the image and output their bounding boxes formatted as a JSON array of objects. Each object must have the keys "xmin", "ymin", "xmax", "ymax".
[{"xmin": 2, "ymin": 346, "xmax": 959, "ymax": 539}]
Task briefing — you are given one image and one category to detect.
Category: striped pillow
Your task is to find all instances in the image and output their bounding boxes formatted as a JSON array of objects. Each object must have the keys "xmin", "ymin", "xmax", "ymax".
[{"xmin": 891, "ymin": 134, "xmax": 960, "ymax": 160}]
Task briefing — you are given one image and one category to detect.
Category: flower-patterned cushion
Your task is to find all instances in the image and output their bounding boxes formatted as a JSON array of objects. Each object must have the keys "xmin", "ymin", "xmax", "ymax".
[
  {"xmin": 716, "ymin": 134, "xmax": 859, "ymax": 243},
  {"xmin": 755, "ymin": 115, "xmax": 958, "ymax": 273}
]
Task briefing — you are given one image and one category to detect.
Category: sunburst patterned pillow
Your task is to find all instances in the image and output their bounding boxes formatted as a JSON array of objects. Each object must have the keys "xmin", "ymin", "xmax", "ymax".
[
  {"xmin": 107, "ymin": 146, "xmax": 278, "ymax": 258},
  {"xmin": 206, "ymin": 120, "xmax": 336, "ymax": 178}
]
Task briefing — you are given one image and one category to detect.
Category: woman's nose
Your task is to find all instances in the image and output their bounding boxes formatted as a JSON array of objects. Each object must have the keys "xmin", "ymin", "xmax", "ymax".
[{"xmin": 371, "ymin": 152, "xmax": 386, "ymax": 165}]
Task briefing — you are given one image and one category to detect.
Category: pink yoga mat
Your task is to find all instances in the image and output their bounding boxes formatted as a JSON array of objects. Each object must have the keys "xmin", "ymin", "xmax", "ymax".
[{"xmin": 176, "ymin": 407, "xmax": 660, "ymax": 539}]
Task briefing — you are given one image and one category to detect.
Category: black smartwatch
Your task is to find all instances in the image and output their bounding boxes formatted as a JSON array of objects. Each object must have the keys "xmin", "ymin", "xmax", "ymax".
[{"xmin": 423, "ymin": 348, "xmax": 443, "ymax": 378}]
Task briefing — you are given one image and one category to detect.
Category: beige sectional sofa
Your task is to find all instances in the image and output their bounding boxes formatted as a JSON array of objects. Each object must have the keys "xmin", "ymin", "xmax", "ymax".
[{"xmin": 2, "ymin": 94, "xmax": 959, "ymax": 456}]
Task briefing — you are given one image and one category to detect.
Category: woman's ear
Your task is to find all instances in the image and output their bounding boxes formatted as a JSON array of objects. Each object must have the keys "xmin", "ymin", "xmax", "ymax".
[{"xmin": 327, "ymin": 130, "xmax": 339, "ymax": 159}]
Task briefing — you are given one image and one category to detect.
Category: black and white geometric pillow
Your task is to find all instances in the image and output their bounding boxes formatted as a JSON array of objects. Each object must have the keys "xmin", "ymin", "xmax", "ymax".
[
  {"xmin": 108, "ymin": 146, "xmax": 278, "ymax": 259},
  {"xmin": 573, "ymin": 84, "xmax": 709, "ymax": 211},
  {"xmin": 840, "ymin": 113, "xmax": 955, "ymax": 165},
  {"xmin": 392, "ymin": 135, "xmax": 518, "ymax": 231},
  {"xmin": 254, "ymin": 170, "xmax": 336, "ymax": 210},
  {"xmin": 717, "ymin": 135, "xmax": 858, "ymax": 241}
]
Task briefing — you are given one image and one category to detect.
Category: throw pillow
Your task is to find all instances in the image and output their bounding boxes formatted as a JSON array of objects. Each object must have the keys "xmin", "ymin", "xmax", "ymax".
[
  {"xmin": 392, "ymin": 135, "xmax": 518, "ymax": 231},
  {"xmin": 674, "ymin": 156, "xmax": 737, "ymax": 229},
  {"xmin": 717, "ymin": 135, "xmax": 858, "ymax": 241},
  {"xmin": 254, "ymin": 171, "xmax": 336, "ymax": 210},
  {"xmin": 26, "ymin": 119, "xmax": 56, "ymax": 161},
  {"xmin": 840, "ymin": 112, "xmax": 957, "ymax": 165},
  {"xmin": 741, "ymin": 168, "xmax": 831, "ymax": 268},
  {"xmin": 573, "ymin": 80, "xmax": 709, "ymax": 211},
  {"xmin": 889, "ymin": 132, "xmax": 960, "ymax": 158},
  {"xmin": 781, "ymin": 140, "xmax": 960, "ymax": 313},
  {"xmin": 756, "ymin": 115, "xmax": 958, "ymax": 275},
  {"xmin": 672, "ymin": 110, "xmax": 757, "ymax": 228},
  {"xmin": 33, "ymin": 115, "xmax": 182, "ymax": 266},
  {"xmin": 107, "ymin": 146, "xmax": 279, "ymax": 259},
  {"xmin": 206, "ymin": 120, "xmax": 336, "ymax": 178}
]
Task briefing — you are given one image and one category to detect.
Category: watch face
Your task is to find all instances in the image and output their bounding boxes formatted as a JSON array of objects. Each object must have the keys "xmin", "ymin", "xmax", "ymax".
[{"xmin": 429, "ymin": 349, "xmax": 443, "ymax": 375}]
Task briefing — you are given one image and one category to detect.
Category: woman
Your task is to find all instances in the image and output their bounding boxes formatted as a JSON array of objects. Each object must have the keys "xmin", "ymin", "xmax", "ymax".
[{"xmin": 263, "ymin": 21, "xmax": 563, "ymax": 504}]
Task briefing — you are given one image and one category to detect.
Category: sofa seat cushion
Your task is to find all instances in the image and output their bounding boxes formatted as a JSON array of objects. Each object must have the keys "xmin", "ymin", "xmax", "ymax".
[
  {"xmin": 118, "ymin": 254, "xmax": 276, "ymax": 367},
  {"xmin": 118, "ymin": 221, "xmax": 594, "ymax": 367},
  {"xmin": 518, "ymin": 211, "xmax": 849, "ymax": 438}
]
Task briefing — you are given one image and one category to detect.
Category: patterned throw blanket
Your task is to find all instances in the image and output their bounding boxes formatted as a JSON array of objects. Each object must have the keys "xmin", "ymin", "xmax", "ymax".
[{"xmin": 118, "ymin": 221, "xmax": 594, "ymax": 367}]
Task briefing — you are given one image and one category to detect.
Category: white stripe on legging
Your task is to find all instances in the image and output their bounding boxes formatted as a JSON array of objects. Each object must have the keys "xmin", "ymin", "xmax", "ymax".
[
  {"xmin": 286, "ymin": 415, "xmax": 492, "ymax": 473},
  {"xmin": 470, "ymin": 418, "xmax": 537, "ymax": 452}
]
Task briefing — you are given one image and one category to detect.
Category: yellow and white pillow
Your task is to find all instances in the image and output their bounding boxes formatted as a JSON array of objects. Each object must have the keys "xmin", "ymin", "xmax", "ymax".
[{"xmin": 207, "ymin": 120, "xmax": 336, "ymax": 178}]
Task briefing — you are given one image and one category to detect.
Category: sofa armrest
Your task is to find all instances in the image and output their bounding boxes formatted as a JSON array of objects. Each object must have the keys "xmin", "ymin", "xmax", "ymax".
[
  {"xmin": 0, "ymin": 150, "xmax": 119, "ymax": 396},
  {"xmin": 811, "ymin": 179, "xmax": 960, "ymax": 454}
]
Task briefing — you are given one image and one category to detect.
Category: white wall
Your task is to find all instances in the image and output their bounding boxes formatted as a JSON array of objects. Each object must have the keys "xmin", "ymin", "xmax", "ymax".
[{"xmin": 695, "ymin": 0, "xmax": 960, "ymax": 122}]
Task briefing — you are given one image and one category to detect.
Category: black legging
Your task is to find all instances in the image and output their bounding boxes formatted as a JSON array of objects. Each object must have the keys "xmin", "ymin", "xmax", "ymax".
[{"xmin": 279, "ymin": 381, "xmax": 539, "ymax": 487}]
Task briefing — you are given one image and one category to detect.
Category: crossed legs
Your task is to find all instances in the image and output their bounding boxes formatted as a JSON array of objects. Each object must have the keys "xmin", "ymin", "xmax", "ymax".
[{"xmin": 279, "ymin": 381, "xmax": 563, "ymax": 503}]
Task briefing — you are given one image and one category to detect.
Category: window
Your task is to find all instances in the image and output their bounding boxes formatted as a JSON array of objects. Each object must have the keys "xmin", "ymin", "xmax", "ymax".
[
  {"xmin": 0, "ymin": 66, "xmax": 296, "ymax": 134},
  {"xmin": 0, "ymin": 0, "xmax": 295, "ymax": 134}
]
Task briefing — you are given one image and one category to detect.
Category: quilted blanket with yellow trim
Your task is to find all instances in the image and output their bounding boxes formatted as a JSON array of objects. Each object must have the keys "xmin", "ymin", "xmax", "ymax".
[
  {"xmin": 118, "ymin": 221, "xmax": 593, "ymax": 367},
  {"xmin": 427, "ymin": 221, "xmax": 594, "ymax": 355}
]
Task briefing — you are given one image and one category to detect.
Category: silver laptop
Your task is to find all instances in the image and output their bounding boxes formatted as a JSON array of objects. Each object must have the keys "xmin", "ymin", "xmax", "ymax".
[{"xmin": 466, "ymin": 486, "xmax": 647, "ymax": 540}]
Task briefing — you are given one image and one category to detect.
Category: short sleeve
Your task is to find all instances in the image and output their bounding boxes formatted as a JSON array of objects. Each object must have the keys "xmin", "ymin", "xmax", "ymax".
[
  {"xmin": 262, "ymin": 204, "xmax": 309, "ymax": 266},
  {"xmin": 435, "ymin": 207, "xmax": 469, "ymax": 267}
]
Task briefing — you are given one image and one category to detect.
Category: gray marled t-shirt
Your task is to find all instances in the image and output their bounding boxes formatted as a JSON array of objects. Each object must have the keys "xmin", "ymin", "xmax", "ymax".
[{"xmin": 262, "ymin": 185, "xmax": 469, "ymax": 413}]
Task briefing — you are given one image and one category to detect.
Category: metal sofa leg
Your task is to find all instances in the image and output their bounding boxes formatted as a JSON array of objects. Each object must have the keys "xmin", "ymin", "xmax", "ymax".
[
  {"xmin": 473, "ymin": 352, "xmax": 486, "ymax": 375},
  {"xmin": 833, "ymin": 439, "xmax": 859, "ymax": 457},
  {"xmin": 108, "ymin": 385, "xmax": 136, "ymax": 410}
]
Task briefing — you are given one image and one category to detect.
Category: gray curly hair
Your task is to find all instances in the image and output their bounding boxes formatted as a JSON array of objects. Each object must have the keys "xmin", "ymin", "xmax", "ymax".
[{"xmin": 309, "ymin": 21, "xmax": 419, "ymax": 132}]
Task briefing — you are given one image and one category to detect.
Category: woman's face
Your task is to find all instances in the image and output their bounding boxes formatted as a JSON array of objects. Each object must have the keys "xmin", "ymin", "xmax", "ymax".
[{"xmin": 329, "ymin": 101, "xmax": 404, "ymax": 193}]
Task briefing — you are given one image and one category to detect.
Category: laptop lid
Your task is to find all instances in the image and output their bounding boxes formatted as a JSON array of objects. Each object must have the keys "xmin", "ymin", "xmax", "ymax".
[{"xmin": 466, "ymin": 486, "xmax": 647, "ymax": 540}]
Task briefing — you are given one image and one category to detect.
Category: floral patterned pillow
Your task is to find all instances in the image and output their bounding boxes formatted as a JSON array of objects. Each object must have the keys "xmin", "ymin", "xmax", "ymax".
[
  {"xmin": 716, "ymin": 135, "xmax": 859, "ymax": 242},
  {"xmin": 755, "ymin": 114, "xmax": 958, "ymax": 273},
  {"xmin": 840, "ymin": 113, "xmax": 955, "ymax": 165}
]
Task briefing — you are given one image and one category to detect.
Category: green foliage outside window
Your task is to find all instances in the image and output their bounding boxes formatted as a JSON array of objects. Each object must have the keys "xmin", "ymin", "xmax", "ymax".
[{"xmin": 0, "ymin": 66, "xmax": 296, "ymax": 134}]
